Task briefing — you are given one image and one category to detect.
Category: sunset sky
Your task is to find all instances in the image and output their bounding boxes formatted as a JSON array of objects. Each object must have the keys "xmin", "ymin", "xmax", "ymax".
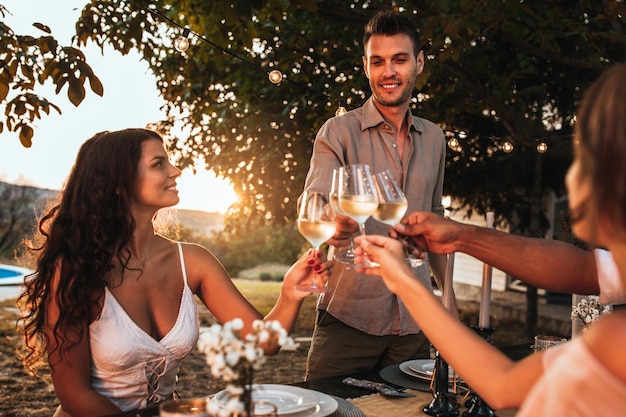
[{"xmin": 1, "ymin": 0, "xmax": 237, "ymax": 213}]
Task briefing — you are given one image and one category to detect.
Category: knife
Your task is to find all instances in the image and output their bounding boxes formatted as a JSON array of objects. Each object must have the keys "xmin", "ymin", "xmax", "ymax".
[{"xmin": 342, "ymin": 377, "xmax": 416, "ymax": 397}]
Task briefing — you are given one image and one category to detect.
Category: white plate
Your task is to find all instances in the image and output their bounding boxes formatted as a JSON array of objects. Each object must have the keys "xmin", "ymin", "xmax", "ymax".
[
  {"xmin": 212, "ymin": 384, "xmax": 330, "ymax": 416},
  {"xmin": 399, "ymin": 359, "xmax": 457, "ymax": 382},
  {"xmin": 289, "ymin": 390, "xmax": 338, "ymax": 417}
]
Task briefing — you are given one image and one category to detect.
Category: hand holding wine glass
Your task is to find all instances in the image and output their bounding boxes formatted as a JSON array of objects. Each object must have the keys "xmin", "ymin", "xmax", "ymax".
[
  {"xmin": 296, "ymin": 190, "xmax": 336, "ymax": 292},
  {"xmin": 338, "ymin": 164, "xmax": 379, "ymax": 268},
  {"xmin": 373, "ymin": 170, "xmax": 423, "ymax": 267}
]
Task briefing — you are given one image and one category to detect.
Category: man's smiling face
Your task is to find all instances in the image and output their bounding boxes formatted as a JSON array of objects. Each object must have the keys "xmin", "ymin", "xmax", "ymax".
[{"xmin": 363, "ymin": 33, "xmax": 423, "ymax": 109}]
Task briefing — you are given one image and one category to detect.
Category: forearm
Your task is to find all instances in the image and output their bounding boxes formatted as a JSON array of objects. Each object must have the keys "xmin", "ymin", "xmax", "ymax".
[
  {"xmin": 55, "ymin": 385, "xmax": 121, "ymax": 417},
  {"xmin": 263, "ymin": 290, "xmax": 304, "ymax": 355},
  {"xmin": 265, "ymin": 293, "xmax": 303, "ymax": 335},
  {"xmin": 456, "ymin": 225, "xmax": 599, "ymax": 295}
]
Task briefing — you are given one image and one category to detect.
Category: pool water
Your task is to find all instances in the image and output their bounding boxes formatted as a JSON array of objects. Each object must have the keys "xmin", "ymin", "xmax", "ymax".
[
  {"xmin": 0, "ymin": 269, "xmax": 21, "ymax": 278},
  {"xmin": 0, "ymin": 264, "xmax": 32, "ymax": 286}
]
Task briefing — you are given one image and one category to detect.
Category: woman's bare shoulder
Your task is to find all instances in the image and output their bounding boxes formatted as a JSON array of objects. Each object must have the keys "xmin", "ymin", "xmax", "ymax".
[
  {"xmin": 175, "ymin": 241, "xmax": 216, "ymax": 258},
  {"xmin": 174, "ymin": 241, "xmax": 227, "ymax": 273}
]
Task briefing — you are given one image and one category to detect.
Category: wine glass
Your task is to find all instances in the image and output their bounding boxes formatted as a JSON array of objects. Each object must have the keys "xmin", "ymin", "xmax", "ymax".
[
  {"xmin": 296, "ymin": 190, "xmax": 336, "ymax": 292},
  {"xmin": 337, "ymin": 164, "xmax": 379, "ymax": 268},
  {"xmin": 329, "ymin": 167, "xmax": 357, "ymax": 264},
  {"xmin": 373, "ymin": 170, "xmax": 423, "ymax": 267},
  {"xmin": 372, "ymin": 170, "xmax": 408, "ymax": 227}
]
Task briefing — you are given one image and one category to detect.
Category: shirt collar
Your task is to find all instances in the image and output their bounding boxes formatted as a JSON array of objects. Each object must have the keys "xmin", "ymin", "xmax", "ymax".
[{"xmin": 360, "ymin": 97, "xmax": 422, "ymax": 134}]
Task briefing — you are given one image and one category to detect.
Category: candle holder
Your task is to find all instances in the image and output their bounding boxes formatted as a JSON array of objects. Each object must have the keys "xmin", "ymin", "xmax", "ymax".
[
  {"xmin": 424, "ymin": 350, "xmax": 459, "ymax": 416},
  {"xmin": 463, "ymin": 326, "xmax": 496, "ymax": 417}
]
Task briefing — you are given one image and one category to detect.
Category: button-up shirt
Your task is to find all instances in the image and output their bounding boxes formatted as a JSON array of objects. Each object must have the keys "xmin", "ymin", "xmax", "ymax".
[{"xmin": 302, "ymin": 97, "xmax": 446, "ymax": 336}]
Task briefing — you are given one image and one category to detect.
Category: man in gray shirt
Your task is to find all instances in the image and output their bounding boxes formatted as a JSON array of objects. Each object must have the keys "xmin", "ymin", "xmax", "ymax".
[{"xmin": 301, "ymin": 10, "xmax": 451, "ymax": 380}]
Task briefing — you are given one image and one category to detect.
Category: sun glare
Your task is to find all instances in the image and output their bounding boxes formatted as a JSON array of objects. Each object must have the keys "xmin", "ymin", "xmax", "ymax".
[{"xmin": 177, "ymin": 168, "xmax": 238, "ymax": 213}]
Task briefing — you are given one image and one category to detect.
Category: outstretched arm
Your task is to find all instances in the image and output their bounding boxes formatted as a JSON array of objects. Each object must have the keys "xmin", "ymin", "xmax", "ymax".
[
  {"xmin": 188, "ymin": 244, "xmax": 331, "ymax": 354},
  {"xmin": 394, "ymin": 211, "xmax": 599, "ymax": 296},
  {"xmin": 354, "ymin": 234, "xmax": 544, "ymax": 410}
]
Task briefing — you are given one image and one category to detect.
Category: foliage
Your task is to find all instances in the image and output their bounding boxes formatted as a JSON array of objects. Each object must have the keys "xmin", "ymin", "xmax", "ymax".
[
  {"xmin": 0, "ymin": 4, "xmax": 103, "ymax": 147},
  {"xmin": 4, "ymin": 1, "xmax": 626, "ymax": 236},
  {"xmin": 178, "ymin": 220, "xmax": 306, "ymax": 277}
]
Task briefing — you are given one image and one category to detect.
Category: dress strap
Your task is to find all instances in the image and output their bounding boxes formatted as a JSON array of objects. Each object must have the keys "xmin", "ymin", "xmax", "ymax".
[{"xmin": 176, "ymin": 242, "xmax": 189, "ymax": 286}]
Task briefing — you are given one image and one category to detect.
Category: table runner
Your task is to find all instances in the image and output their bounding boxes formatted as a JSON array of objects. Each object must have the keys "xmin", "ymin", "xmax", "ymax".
[{"xmin": 348, "ymin": 391, "xmax": 518, "ymax": 417}]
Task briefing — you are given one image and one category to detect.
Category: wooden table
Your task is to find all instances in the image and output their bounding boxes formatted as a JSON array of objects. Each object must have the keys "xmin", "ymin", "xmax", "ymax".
[{"xmin": 349, "ymin": 389, "xmax": 517, "ymax": 417}]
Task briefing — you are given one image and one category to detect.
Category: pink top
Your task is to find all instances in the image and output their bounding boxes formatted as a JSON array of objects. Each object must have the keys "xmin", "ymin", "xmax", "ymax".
[
  {"xmin": 596, "ymin": 249, "xmax": 626, "ymax": 305},
  {"xmin": 517, "ymin": 336, "xmax": 626, "ymax": 416}
]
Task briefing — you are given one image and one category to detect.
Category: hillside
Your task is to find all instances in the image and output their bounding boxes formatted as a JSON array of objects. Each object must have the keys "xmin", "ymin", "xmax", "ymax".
[
  {"xmin": 0, "ymin": 181, "xmax": 225, "ymax": 243},
  {"xmin": 175, "ymin": 209, "xmax": 224, "ymax": 236}
]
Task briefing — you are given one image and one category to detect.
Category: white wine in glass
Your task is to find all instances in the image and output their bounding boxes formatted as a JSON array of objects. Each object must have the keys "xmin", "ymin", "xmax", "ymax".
[
  {"xmin": 373, "ymin": 170, "xmax": 408, "ymax": 226},
  {"xmin": 373, "ymin": 169, "xmax": 422, "ymax": 267},
  {"xmin": 373, "ymin": 201, "xmax": 409, "ymax": 226},
  {"xmin": 338, "ymin": 164, "xmax": 379, "ymax": 268},
  {"xmin": 297, "ymin": 190, "xmax": 336, "ymax": 292}
]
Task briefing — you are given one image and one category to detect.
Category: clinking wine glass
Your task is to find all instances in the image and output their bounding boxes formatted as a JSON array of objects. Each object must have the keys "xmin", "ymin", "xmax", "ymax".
[
  {"xmin": 296, "ymin": 190, "xmax": 336, "ymax": 292},
  {"xmin": 337, "ymin": 164, "xmax": 379, "ymax": 268},
  {"xmin": 329, "ymin": 167, "xmax": 357, "ymax": 264},
  {"xmin": 372, "ymin": 170, "xmax": 423, "ymax": 267}
]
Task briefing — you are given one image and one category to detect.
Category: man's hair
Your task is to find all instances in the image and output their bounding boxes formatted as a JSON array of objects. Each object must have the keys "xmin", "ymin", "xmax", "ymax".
[{"xmin": 363, "ymin": 10, "xmax": 421, "ymax": 57}]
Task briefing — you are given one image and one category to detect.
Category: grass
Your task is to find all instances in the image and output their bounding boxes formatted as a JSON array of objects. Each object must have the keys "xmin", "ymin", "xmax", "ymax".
[
  {"xmin": 237, "ymin": 264, "xmax": 291, "ymax": 281},
  {"xmin": 231, "ymin": 278, "xmax": 318, "ymax": 335}
]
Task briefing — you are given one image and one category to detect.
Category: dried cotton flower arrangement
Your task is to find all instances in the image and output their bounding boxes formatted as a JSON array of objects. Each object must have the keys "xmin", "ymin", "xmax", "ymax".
[
  {"xmin": 571, "ymin": 295, "xmax": 612, "ymax": 331},
  {"xmin": 197, "ymin": 318, "xmax": 294, "ymax": 417}
]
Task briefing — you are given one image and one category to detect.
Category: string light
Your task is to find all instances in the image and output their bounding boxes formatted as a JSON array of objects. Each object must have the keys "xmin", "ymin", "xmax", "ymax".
[
  {"xmin": 268, "ymin": 70, "xmax": 283, "ymax": 84},
  {"xmin": 174, "ymin": 28, "xmax": 190, "ymax": 52},
  {"xmin": 537, "ymin": 142, "xmax": 548, "ymax": 153},
  {"xmin": 135, "ymin": 2, "xmax": 567, "ymax": 155},
  {"xmin": 335, "ymin": 103, "xmax": 347, "ymax": 116}
]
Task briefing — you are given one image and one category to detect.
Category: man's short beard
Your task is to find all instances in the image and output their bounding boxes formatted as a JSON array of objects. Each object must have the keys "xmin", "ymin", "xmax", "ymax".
[{"xmin": 372, "ymin": 87, "xmax": 414, "ymax": 107}]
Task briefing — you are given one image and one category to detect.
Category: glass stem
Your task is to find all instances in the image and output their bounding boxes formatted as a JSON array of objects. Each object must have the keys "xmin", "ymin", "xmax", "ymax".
[
  {"xmin": 347, "ymin": 235, "xmax": 355, "ymax": 254},
  {"xmin": 358, "ymin": 223, "xmax": 367, "ymax": 264}
]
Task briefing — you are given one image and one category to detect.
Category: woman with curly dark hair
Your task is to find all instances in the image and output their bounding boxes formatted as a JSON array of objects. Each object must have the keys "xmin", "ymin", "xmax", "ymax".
[{"xmin": 18, "ymin": 128, "xmax": 330, "ymax": 417}]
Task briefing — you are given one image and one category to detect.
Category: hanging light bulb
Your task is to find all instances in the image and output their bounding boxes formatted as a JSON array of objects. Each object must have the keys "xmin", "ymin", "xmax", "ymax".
[
  {"xmin": 502, "ymin": 141, "xmax": 514, "ymax": 153},
  {"xmin": 174, "ymin": 28, "xmax": 191, "ymax": 52},
  {"xmin": 447, "ymin": 137, "xmax": 459, "ymax": 149},
  {"xmin": 268, "ymin": 70, "xmax": 283, "ymax": 84},
  {"xmin": 537, "ymin": 142, "xmax": 548, "ymax": 153},
  {"xmin": 335, "ymin": 103, "xmax": 347, "ymax": 116}
]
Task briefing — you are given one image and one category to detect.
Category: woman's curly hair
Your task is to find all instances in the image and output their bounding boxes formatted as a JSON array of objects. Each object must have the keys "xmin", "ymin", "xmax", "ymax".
[{"xmin": 17, "ymin": 128, "xmax": 164, "ymax": 374}]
